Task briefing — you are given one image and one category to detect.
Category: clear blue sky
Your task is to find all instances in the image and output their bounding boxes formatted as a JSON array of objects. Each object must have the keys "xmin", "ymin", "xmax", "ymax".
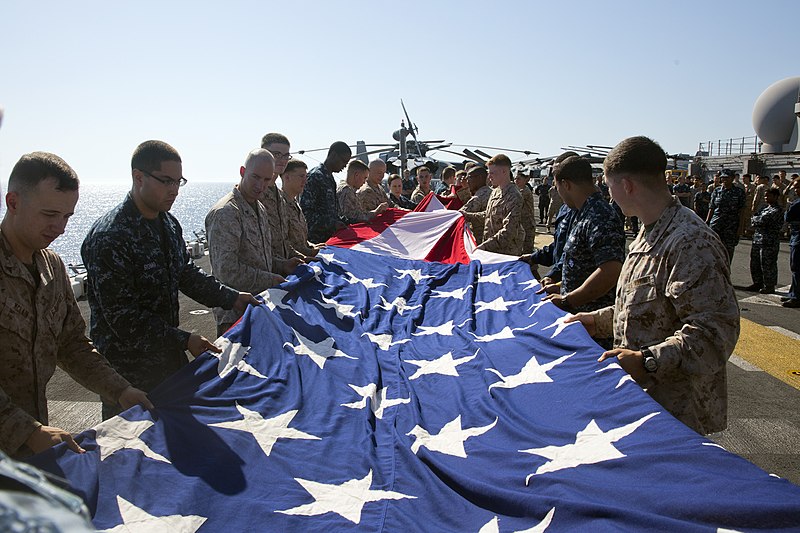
[{"xmin": 1, "ymin": 0, "xmax": 797, "ymax": 184}]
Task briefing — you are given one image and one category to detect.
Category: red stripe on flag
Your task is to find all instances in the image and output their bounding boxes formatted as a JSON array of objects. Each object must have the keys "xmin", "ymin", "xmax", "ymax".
[
  {"xmin": 424, "ymin": 215, "xmax": 471, "ymax": 264},
  {"xmin": 436, "ymin": 194, "xmax": 464, "ymax": 210},
  {"xmin": 412, "ymin": 192, "xmax": 436, "ymax": 212}
]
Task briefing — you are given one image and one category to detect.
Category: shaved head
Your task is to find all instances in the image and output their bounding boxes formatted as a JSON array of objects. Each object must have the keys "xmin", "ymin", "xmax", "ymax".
[
  {"xmin": 244, "ymin": 148, "xmax": 275, "ymax": 172},
  {"xmin": 369, "ymin": 159, "xmax": 386, "ymax": 170}
]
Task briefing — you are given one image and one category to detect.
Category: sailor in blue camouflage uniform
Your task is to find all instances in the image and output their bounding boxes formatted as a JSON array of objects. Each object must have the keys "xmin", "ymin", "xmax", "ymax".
[
  {"xmin": 785, "ymin": 176, "xmax": 800, "ymax": 308},
  {"xmin": 521, "ymin": 203, "xmax": 575, "ymax": 282},
  {"xmin": 300, "ymin": 141, "xmax": 351, "ymax": 243},
  {"xmin": 706, "ymin": 170, "xmax": 746, "ymax": 264},
  {"xmin": 520, "ymin": 152, "xmax": 581, "ymax": 284},
  {"xmin": 747, "ymin": 188, "xmax": 784, "ymax": 293},
  {"xmin": 81, "ymin": 141, "xmax": 257, "ymax": 419},
  {"xmin": 542, "ymin": 156, "xmax": 625, "ymax": 318}
]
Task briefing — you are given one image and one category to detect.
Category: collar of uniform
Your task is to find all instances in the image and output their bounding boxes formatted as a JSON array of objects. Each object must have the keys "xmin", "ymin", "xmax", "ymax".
[
  {"xmin": 231, "ymin": 185, "xmax": 257, "ymax": 217},
  {"xmin": 499, "ymin": 182, "xmax": 517, "ymax": 194},
  {"xmin": 636, "ymin": 197, "xmax": 682, "ymax": 252},
  {"xmin": 121, "ymin": 191, "xmax": 179, "ymax": 238},
  {"xmin": 121, "ymin": 192, "xmax": 162, "ymax": 226},
  {"xmin": 313, "ymin": 164, "xmax": 334, "ymax": 179},
  {"xmin": 576, "ymin": 190, "xmax": 603, "ymax": 214},
  {"xmin": 0, "ymin": 228, "xmax": 56, "ymax": 287},
  {"xmin": 278, "ymin": 187, "xmax": 295, "ymax": 203}
]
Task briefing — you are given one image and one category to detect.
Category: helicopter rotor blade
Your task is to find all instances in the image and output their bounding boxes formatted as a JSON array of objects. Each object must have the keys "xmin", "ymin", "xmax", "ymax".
[
  {"xmin": 295, "ymin": 147, "xmax": 330, "ymax": 155},
  {"xmin": 462, "ymin": 148, "xmax": 485, "ymax": 163},
  {"xmin": 474, "ymin": 149, "xmax": 493, "ymax": 159},
  {"xmin": 430, "ymin": 148, "xmax": 479, "ymax": 161},
  {"xmin": 426, "ymin": 143, "xmax": 452, "ymax": 151},
  {"xmin": 586, "ymin": 144, "xmax": 614, "ymax": 150},
  {"xmin": 400, "ymin": 99, "xmax": 423, "ymax": 154},
  {"xmin": 358, "ymin": 147, "xmax": 396, "ymax": 158},
  {"xmin": 450, "ymin": 144, "xmax": 539, "ymax": 156}
]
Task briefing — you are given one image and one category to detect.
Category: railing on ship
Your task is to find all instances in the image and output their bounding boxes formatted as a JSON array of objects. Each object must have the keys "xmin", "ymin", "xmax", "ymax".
[{"xmin": 698, "ymin": 136, "xmax": 761, "ymax": 157}]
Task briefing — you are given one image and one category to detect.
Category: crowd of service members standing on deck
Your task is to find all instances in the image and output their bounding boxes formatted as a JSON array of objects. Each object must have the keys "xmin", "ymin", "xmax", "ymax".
[{"xmin": 1, "ymin": 133, "xmax": 799, "ymax": 466}]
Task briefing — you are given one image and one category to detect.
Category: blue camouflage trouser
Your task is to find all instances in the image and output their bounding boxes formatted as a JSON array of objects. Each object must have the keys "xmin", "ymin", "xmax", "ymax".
[
  {"xmin": 790, "ymin": 243, "xmax": 799, "ymax": 300},
  {"xmin": 750, "ymin": 243, "xmax": 779, "ymax": 288}
]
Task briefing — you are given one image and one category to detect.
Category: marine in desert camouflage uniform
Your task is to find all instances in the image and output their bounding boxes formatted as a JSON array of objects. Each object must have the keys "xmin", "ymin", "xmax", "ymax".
[
  {"xmin": 464, "ymin": 155, "xmax": 523, "ymax": 256},
  {"xmin": 569, "ymin": 136, "xmax": 739, "ymax": 435},
  {"xmin": 205, "ymin": 149, "xmax": 285, "ymax": 336},
  {"xmin": 338, "ymin": 160, "xmax": 387, "ymax": 224},
  {"xmin": 459, "ymin": 166, "xmax": 492, "ymax": 244},
  {"xmin": 282, "ymin": 159, "xmax": 322, "ymax": 257},
  {"xmin": 411, "ymin": 166, "xmax": 433, "ymax": 204},
  {"xmin": 357, "ymin": 159, "xmax": 390, "ymax": 212},
  {"xmin": 1, "ymin": 152, "xmax": 150, "ymax": 456},
  {"xmin": 260, "ymin": 133, "xmax": 304, "ymax": 273},
  {"xmin": 454, "ymin": 170, "xmax": 472, "ymax": 204},
  {"xmin": 515, "ymin": 171, "xmax": 537, "ymax": 253}
]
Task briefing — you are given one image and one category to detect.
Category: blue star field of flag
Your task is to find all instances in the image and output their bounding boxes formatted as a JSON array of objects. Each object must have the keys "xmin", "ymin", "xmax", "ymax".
[{"xmin": 30, "ymin": 247, "xmax": 800, "ymax": 531}]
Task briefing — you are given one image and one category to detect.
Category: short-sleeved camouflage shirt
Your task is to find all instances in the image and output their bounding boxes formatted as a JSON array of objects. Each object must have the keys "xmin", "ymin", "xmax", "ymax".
[{"xmin": 561, "ymin": 191, "xmax": 625, "ymax": 312}]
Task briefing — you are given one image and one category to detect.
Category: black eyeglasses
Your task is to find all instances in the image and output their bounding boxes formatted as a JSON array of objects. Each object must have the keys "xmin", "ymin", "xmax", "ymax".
[
  {"xmin": 269, "ymin": 150, "xmax": 292, "ymax": 160},
  {"xmin": 141, "ymin": 170, "xmax": 187, "ymax": 188}
]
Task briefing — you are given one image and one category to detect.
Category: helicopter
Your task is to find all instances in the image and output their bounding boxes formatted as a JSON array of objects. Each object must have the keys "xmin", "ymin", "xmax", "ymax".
[{"xmin": 295, "ymin": 100, "xmax": 540, "ymax": 176}]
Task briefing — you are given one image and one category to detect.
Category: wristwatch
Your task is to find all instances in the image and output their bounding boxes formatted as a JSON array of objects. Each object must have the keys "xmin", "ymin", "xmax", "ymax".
[{"xmin": 641, "ymin": 347, "xmax": 658, "ymax": 373}]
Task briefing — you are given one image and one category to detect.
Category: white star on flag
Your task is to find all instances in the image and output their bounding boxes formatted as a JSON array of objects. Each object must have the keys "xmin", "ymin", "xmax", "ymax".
[
  {"xmin": 212, "ymin": 337, "xmax": 267, "ymax": 380},
  {"xmin": 375, "ymin": 295, "xmax": 422, "ymax": 315},
  {"xmin": 541, "ymin": 314, "xmax": 577, "ymax": 338},
  {"xmin": 430, "ymin": 286, "xmax": 472, "ymax": 300},
  {"xmin": 317, "ymin": 251, "xmax": 347, "ymax": 265},
  {"xmin": 470, "ymin": 323, "xmax": 536, "ymax": 342},
  {"xmin": 95, "ymin": 416, "xmax": 170, "ymax": 464},
  {"xmin": 345, "ymin": 272, "xmax": 388, "ymax": 289},
  {"xmin": 527, "ymin": 301, "xmax": 549, "ymax": 317},
  {"xmin": 595, "ymin": 363, "xmax": 634, "ymax": 389},
  {"xmin": 405, "ymin": 350, "xmax": 478, "ymax": 380},
  {"xmin": 518, "ymin": 278, "xmax": 541, "ymax": 292},
  {"xmin": 408, "ymin": 415, "xmax": 497, "ymax": 458},
  {"xmin": 394, "ymin": 268, "xmax": 435, "ymax": 283},
  {"xmin": 341, "ymin": 384, "xmax": 410, "ymax": 419},
  {"xmin": 340, "ymin": 383, "xmax": 378, "ymax": 409},
  {"xmin": 317, "ymin": 293, "xmax": 362, "ymax": 319},
  {"xmin": 97, "ymin": 495, "xmax": 206, "ymax": 533},
  {"xmin": 478, "ymin": 508, "xmax": 555, "ymax": 533},
  {"xmin": 413, "ymin": 318, "xmax": 471, "ymax": 337},
  {"xmin": 477, "ymin": 270, "xmax": 515, "ymax": 284},
  {"xmin": 209, "ymin": 404, "xmax": 321, "ymax": 457},
  {"xmin": 307, "ymin": 263, "xmax": 330, "ymax": 285},
  {"xmin": 373, "ymin": 387, "xmax": 411, "ymax": 419},
  {"xmin": 487, "ymin": 353, "xmax": 574, "ymax": 390},
  {"xmin": 520, "ymin": 412, "xmax": 660, "ymax": 482},
  {"xmin": 474, "ymin": 296, "xmax": 526, "ymax": 314},
  {"xmin": 361, "ymin": 331, "xmax": 410, "ymax": 351},
  {"xmin": 276, "ymin": 469, "xmax": 416, "ymax": 524},
  {"xmin": 263, "ymin": 288, "xmax": 297, "ymax": 313},
  {"xmin": 283, "ymin": 329, "xmax": 357, "ymax": 369}
]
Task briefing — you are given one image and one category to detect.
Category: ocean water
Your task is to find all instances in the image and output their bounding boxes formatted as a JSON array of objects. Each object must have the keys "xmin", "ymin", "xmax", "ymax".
[{"xmin": 16, "ymin": 181, "xmax": 236, "ymax": 267}]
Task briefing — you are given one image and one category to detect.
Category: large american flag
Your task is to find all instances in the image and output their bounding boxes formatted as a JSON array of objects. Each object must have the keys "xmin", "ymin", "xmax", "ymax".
[{"xmin": 31, "ymin": 200, "xmax": 800, "ymax": 531}]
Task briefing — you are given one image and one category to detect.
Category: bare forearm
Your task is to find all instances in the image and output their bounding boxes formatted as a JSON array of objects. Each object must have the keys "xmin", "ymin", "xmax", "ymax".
[{"xmin": 567, "ymin": 261, "xmax": 622, "ymax": 308}]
